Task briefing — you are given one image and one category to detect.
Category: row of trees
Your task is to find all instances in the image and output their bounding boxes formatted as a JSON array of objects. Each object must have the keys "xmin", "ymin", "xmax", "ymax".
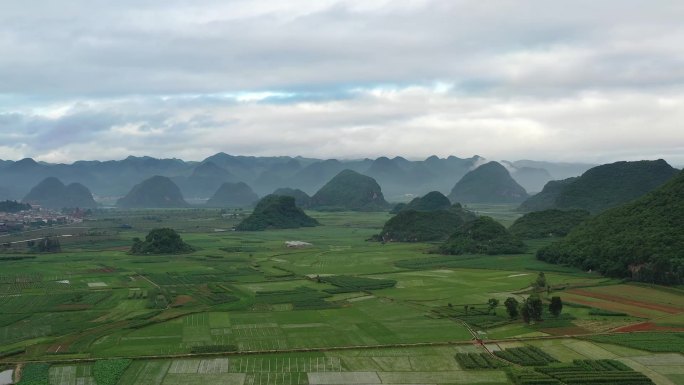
[{"xmin": 503, "ymin": 295, "xmax": 563, "ymax": 323}]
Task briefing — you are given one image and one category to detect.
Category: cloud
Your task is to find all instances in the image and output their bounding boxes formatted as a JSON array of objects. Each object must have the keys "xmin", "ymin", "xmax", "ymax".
[
  {"xmin": 2, "ymin": 85, "xmax": 683, "ymax": 165},
  {"xmin": 1, "ymin": 1, "xmax": 683, "ymax": 163}
]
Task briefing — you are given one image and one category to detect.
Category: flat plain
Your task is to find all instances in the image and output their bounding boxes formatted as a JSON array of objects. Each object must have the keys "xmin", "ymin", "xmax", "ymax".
[{"xmin": 1, "ymin": 206, "xmax": 682, "ymax": 385}]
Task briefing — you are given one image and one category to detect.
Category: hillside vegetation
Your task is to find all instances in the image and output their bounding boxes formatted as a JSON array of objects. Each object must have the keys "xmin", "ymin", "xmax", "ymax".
[
  {"xmin": 519, "ymin": 160, "xmax": 678, "ymax": 213},
  {"xmin": 509, "ymin": 209, "xmax": 590, "ymax": 238},
  {"xmin": 448, "ymin": 162, "xmax": 528, "ymax": 203},
  {"xmin": 439, "ymin": 216, "xmax": 525, "ymax": 255},
  {"xmin": 394, "ymin": 191, "xmax": 452, "ymax": 212},
  {"xmin": 310, "ymin": 169, "xmax": 389, "ymax": 211},
  {"xmin": 272, "ymin": 188, "xmax": 311, "ymax": 208},
  {"xmin": 236, "ymin": 195, "xmax": 319, "ymax": 231},
  {"xmin": 378, "ymin": 206, "xmax": 477, "ymax": 242},
  {"xmin": 0, "ymin": 200, "xmax": 31, "ymax": 213},
  {"xmin": 130, "ymin": 228, "xmax": 195, "ymax": 255},
  {"xmin": 537, "ymin": 170, "xmax": 684, "ymax": 284}
]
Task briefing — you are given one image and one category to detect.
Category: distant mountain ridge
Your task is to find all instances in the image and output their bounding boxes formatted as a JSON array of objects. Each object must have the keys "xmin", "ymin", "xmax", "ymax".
[{"xmin": 0, "ymin": 153, "xmax": 601, "ymax": 205}]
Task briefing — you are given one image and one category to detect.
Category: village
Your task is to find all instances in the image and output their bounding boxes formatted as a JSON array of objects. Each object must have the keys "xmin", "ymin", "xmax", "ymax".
[{"xmin": 0, "ymin": 205, "xmax": 85, "ymax": 234}]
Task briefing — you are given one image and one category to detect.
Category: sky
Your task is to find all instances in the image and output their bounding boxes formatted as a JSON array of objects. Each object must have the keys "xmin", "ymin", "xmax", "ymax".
[{"xmin": 1, "ymin": 0, "xmax": 683, "ymax": 165}]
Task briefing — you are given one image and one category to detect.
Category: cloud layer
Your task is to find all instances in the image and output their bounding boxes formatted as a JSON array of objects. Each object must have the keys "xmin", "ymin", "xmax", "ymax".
[{"xmin": 1, "ymin": 0, "xmax": 683, "ymax": 164}]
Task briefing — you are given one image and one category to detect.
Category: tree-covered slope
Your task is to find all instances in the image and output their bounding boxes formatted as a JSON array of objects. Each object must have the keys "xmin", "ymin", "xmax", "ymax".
[
  {"xmin": 205, "ymin": 182, "xmax": 259, "ymax": 208},
  {"xmin": 236, "ymin": 195, "xmax": 319, "ymax": 231},
  {"xmin": 509, "ymin": 209, "xmax": 590, "ymax": 238},
  {"xmin": 130, "ymin": 228, "xmax": 194, "ymax": 255},
  {"xmin": 448, "ymin": 162, "xmax": 528, "ymax": 203},
  {"xmin": 537, "ymin": 170, "xmax": 684, "ymax": 284},
  {"xmin": 439, "ymin": 216, "xmax": 525, "ymax": 255},
  {"xmin": 378, "ymin": 205, "xmax": 477, "ymax": 242},
  {"xmin": 398, "ymin": 191, "xmax": 452, "ymax": 212},
  {"xmin": 310, "ymin": 169, "xmax": 389, "ymax": 211},
  {"xmin": 519, "ymin": 160, "xmax": 678, "ymax": 213},
  {"xmin": 0, "ymin": 200, "xmax": 31, "ymax": 213},
  {"xmin": 518, "ymin": 178, "xmax": 577, "ymax": 212},
  {"xmin": 117, "ymin": 176, "xmax": 190, "ymax": 208}
]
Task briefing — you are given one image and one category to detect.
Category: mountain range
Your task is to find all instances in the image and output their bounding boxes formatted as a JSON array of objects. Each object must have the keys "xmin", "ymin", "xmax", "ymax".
[{"xmin": 0, "ymin": 153, "xmax": 595, "ymax": 204}]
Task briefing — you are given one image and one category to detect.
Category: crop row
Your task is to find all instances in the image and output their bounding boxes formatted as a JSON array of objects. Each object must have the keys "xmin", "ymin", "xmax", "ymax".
[
  {"xmin": 17, "ymin": 363, "xmax": 50, "ymax": 385},
  {"xmin": 455, "ymin": 352, "xmax": 508, "ymax": 369},
  {"xmin": 93, "ymin": 359, "xmax": 132, "ymax": 385},
  {"xmin": 146, "ymin": 270, "xmax": 255, "ymax": 285},
  {"xmin": 320, "ymin": 275, "xmax": 397, "ymax": 293},
  {"xmin": 587, "ymin": 333, "xmax": 684, "ymax": 353},
  {"xmin": 507, "ymin": 367, "xmax": 562, "ymax": 385},
  {"xmin": 494, "ymin": 346, "xmax": 559, "ymax": 366}
]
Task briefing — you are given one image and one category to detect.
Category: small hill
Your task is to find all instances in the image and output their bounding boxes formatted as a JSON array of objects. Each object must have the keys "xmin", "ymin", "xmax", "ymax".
[
  {"xmin": 448, "ymin": 162, "xmax": 528, "ymax": 203},
  {"xmin": 509, "ymin": 209, "xmax": 590, "ymax": 238},
  {"xmin": 130, "ymin": 228, "xmax": 194, "ymax": 255},
  {"xmin": 236, "ymin": 195, "xmax": 319, "ymax": 231},
  {"xmin": 398, "ymin": 191, "xmax": 452, "ymax": 212},
  {"xmin": 64, "ymin": 183, "xmax": 98, "ymax": 208},
  {"xmin": 537, "ymin": 170, "xmax": 684, "ymax": 285},
  {"xmin": 518, "ymin": 160, "xmax": 678, "ymax": 213},
  {"xmin": 518, "ymin": 178, "xmax": 577, "ymax": 212},
  {"xmin": 205, "ymin": 182, "xmax": 259, "ymax": 208},
  {"xmin": 273, "ymin": 188, "xmax": 311, "ymax": 208},
  {"xmin": 23, "ymin": 177, "xmax": 97, "ymax": 209},
  {"xmin": 378, "ymin": 206, "xmax": 477, "ymax": 242},
  {"xmin": 439, "ymin": 216, "xmax": 525, "ymax": 255},
  {"xmin": 310, "ymin": 170, "xmax": 389, "ymax": 211},
  {"xmin": 117, "ymin": 176, "xmax": 190, "ymax": 208}
]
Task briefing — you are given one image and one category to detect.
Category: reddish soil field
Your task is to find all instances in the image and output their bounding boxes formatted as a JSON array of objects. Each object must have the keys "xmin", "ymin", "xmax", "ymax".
[
  {"xmin": 613, "ymin": 322, "xmax": 684, "ymax": 332},
  {"xmin": 562, "ymin": 295, "xmax": 652, "ymax": 318},
  {"xmin": 567, "ymin": 289, "xmax": 682, "ymax": 314},
  {"xmin": 171, "ymin": 295, "xmax": 194, "ymax": 307}
]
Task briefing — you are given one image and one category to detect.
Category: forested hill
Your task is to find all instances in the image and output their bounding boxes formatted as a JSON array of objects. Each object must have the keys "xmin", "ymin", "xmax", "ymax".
[
  {"xmin": 236, "ymin": 195, "xmax": 319, "ymax": 231},
  {"xmin": 448, "ymin": 161, "xmax": 528, "ymax": 203},
  {"xmin": 117, "ymin": 176, "xmax": 190, "ymax": 209},
  {"xmin": 537, "ymin": 170, "xmax": 684, "ymax": 285},
  {"xmin": 310, "ymin": 170, "xmax": 389, "ymax": 211},
  {"xmin": 519, "ymin": 160, "xmax": 678, "ymax": 213}
]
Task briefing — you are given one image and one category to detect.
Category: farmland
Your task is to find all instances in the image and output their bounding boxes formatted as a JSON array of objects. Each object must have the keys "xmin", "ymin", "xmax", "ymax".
[{"xmin": 0, "ymin": 207, "xmax": 683, "ymax": 385}]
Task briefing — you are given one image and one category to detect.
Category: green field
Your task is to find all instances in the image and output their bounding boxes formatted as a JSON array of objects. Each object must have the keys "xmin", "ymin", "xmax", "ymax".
[{"xmin": 1, "ymin": 207, "xmax": 682, "ymax": 385}]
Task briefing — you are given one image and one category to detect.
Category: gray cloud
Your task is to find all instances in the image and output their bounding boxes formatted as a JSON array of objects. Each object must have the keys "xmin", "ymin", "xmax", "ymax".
[{"xmin": 0, "ymin": 1, "xmax": 683, "ymax": 163}]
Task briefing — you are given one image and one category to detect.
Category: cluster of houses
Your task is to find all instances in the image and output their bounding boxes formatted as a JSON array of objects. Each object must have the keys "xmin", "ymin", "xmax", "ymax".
[{"xmin": 0, "ymin": 206, "xmax": 85, "ymax": 234}]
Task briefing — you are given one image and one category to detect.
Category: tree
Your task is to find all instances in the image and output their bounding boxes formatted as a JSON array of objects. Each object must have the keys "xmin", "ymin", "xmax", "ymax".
[
  {"xmin": 549, "ymin": 296, "xmax": 563, "ymax": 317},
  {"xmin": 33, "ymin": 237, "xmax": 61, "ymax": 252},
  {"xmin": 534, "ymin": 272, "xmax": 547, "ymax": 290},
  {"xmin": 487, "ymin": 298, "xmax": 500, "ymax": 314},
  {"xmin": 528, "ymin": 294, "xmax": 543, "ymax": 322},
  {"xmin": 129, "ymin": 228, "xmax": 194, "ymax": 255},
  {"xmin": 521, "ymin": 301, "xmax": 531, "ymax": 323},
  {"xmin": 504, "ymin": 297, "xmax": 519, "ymax": 319}
]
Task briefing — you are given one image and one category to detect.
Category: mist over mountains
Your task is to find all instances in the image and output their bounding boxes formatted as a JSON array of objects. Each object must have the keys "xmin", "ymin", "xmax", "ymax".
[{"xmin": 0, "ymin": 153, "xmax": 596, "ymax": 205}]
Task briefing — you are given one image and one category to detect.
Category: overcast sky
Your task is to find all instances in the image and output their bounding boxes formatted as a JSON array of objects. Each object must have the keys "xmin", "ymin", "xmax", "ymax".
[{"xmin": 1, "ymin": 0, "xmax": 683, "ymax": 164}]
